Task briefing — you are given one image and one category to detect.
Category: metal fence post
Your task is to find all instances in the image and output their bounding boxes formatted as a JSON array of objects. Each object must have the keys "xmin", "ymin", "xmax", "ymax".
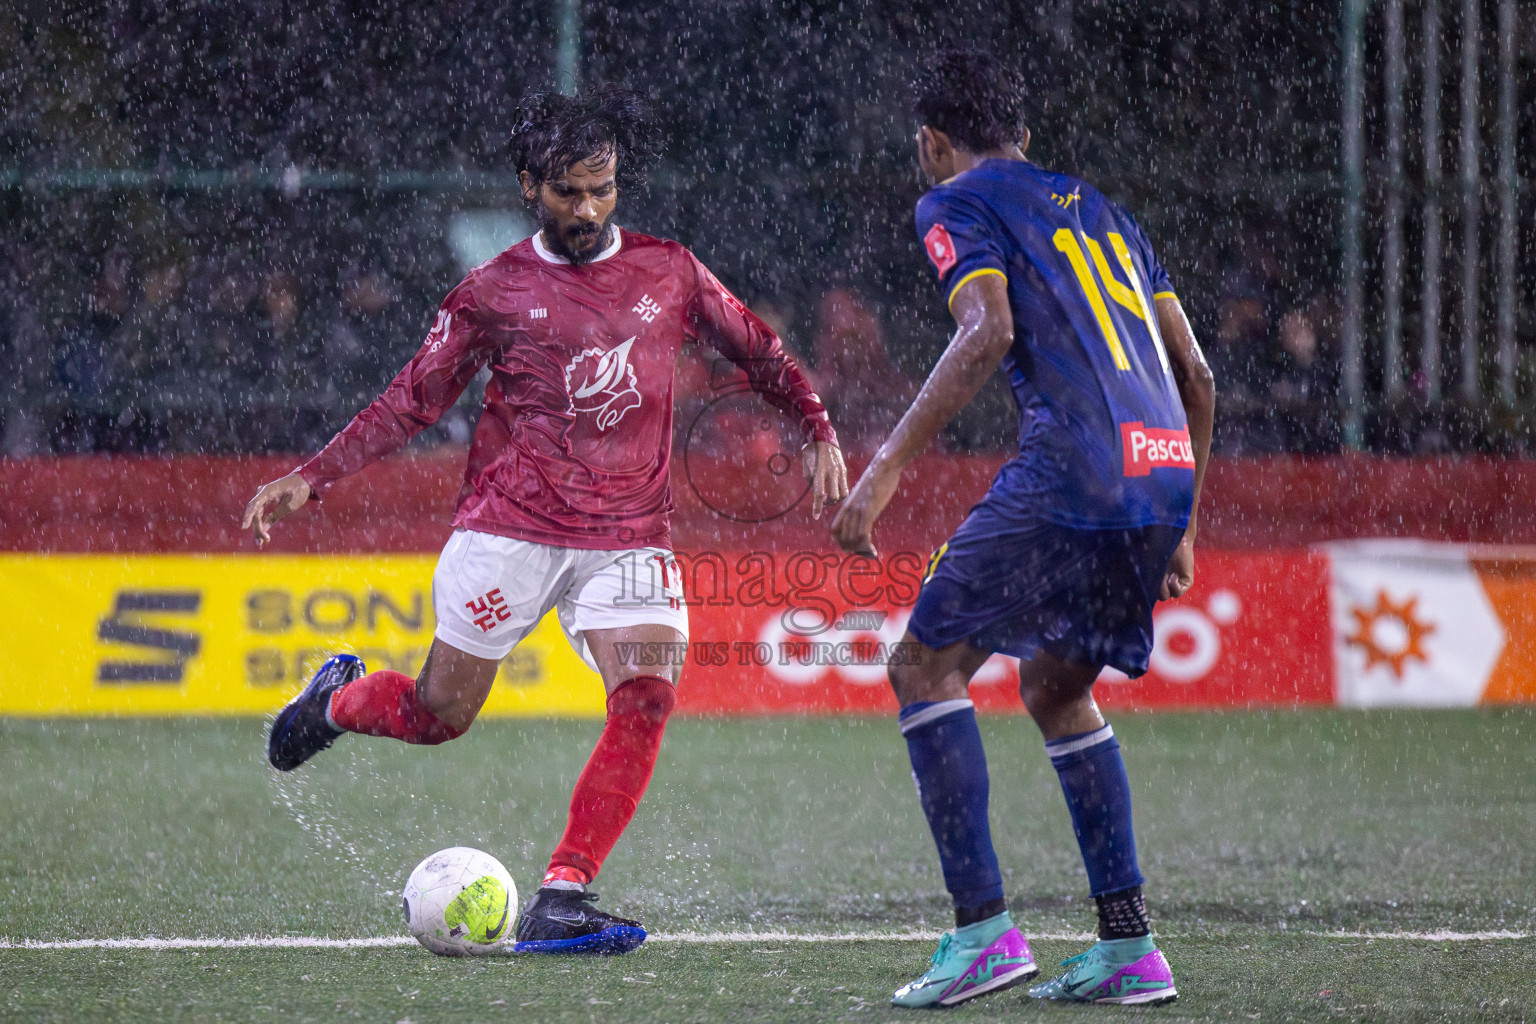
[
  {"xmin": 1496, "ymin": 0, "xmax": 1518, "ymax": 405},
  {"xmin": 1458, "ymin": 0, "xmax": 1481, "ymax": 404},
  {"xmin": 1383, "ymin": 0, "xmax": 1407, "ymax": 403},
  {"xmin": 1423, "ymin": 0, "xmax": 1445, "ymax": 404},
  {"xmin": 1341, "ymin": 0, "xmax": 1367, "ymax": 448},
  {"xmin": 557, "ymin": 0, "xmax": 581, "ymax": 95}
]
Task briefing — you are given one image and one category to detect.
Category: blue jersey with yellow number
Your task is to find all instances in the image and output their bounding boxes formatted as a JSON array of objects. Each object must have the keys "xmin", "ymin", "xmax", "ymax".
[{"xmin": 915, "ymin": 158, "xmax": 1194, "ymax": 530}]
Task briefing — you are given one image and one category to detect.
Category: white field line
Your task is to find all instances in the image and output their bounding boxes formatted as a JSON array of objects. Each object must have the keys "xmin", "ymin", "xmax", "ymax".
[
  {"xmin": 1, "ymin": 929, "xmax": 1531, "ymax": 951},
  {"xmin": 0, "ymin": 936, "xmax": 420, "ymax": 951},
  {"xmin": 0, "ymin": 932, "xmax": 962, "ymax": 951},
  {"xmin": 1320, "ymin": 930, "xmax": 1534, "ymax": 942}
]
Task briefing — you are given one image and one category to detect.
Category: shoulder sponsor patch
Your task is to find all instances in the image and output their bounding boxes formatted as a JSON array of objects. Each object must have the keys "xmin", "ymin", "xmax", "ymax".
[
  {"xmin": 1120, "ymin": 422, "xmax": 1196, "ymax": 476},
  {"xmin": 923, "ymin": 223, "xmax": 958, "ymax": 277},
  {"xmin": 425, "ymin": 310, "xmax": 452, "ymax": 354}
]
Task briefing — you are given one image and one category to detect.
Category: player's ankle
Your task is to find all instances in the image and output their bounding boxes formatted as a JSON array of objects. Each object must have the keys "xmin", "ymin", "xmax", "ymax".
[
  {"xmin": 324, "ymin": 688, "xmax": 344, "ymax": 732},
  {"xmin": 1095, "ymin": 934, "xmax": 1156, "ymax": 963},
  {"xmin": 1095, "ymin": 884, "xmax": 1151, "ymax": 940},
  {"xmin": 542, "ymin": 865, "xmax": 590, "ymax": 891},
  {"xmin": 955, "ymin": 896, "xmax": 1008, "ymax": 929},
  {"xmin": 954, "ymin": 907, "xmax": 1013, "ymax": 946}
]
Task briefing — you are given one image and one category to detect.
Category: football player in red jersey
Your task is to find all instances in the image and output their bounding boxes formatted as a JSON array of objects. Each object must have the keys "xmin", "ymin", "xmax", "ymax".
[{"xmin": 245, "ymin": 90, "xmax": 848, "ymax": 954}]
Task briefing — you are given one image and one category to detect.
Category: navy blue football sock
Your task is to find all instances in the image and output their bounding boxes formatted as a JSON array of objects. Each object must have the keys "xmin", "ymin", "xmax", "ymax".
[
  {"xmin": 900, "ymin": 699, "xmax": 1005, "ymax": 911},
  {"xmin": 1045, "ymin": 723, "xmax": 1145, "ymax": 898}
]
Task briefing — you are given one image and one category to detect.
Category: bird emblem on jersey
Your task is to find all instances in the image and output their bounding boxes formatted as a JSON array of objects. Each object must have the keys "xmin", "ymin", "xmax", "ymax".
[{"xmin": 565, "ymin": 337, "xmax": 642, "ymax": 430}]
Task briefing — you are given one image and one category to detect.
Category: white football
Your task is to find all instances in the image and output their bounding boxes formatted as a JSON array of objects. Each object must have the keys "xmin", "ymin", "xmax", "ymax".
[{"xmin": 402, "ymin": 847, "xmax": 517, "ymax": 956}]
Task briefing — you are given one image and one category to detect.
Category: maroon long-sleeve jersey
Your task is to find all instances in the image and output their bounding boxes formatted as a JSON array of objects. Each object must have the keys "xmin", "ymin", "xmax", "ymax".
[{"xmin": 298, "ymin": 228, "xmax": 837, "ymax": 549}]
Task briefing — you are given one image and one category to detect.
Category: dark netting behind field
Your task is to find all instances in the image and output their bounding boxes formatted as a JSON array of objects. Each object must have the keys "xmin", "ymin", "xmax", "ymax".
[{"xmin": 3, "ymin": 0, "xmax": 1533, "ymax": 457}]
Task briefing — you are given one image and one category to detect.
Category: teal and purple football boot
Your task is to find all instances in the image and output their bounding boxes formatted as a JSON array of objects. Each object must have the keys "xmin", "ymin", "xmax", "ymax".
[
  {"xmin": 1028, "ymin": 935, "xmax": 1177, "ymax": 1006},
  {"xmin": 891, "ymin": 914, "xmax": 1038, "ymax": 1008}
]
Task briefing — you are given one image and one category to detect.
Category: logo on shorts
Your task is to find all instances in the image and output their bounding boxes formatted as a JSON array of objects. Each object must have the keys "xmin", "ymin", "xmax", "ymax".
[
  {"xmin": 565, "ymin": 337, "xmax": 642, "ymax": 430},
  {"xmin": 923, "ymin": 223, "xmax": 958, "ymax": 277},
  {"xmin": 1120, "ymin": 422, "xmax": 1196, "ymax": 477},
  {"xmin": 466, "ymin": 588, "xmax": 511, "ymax": 632}
]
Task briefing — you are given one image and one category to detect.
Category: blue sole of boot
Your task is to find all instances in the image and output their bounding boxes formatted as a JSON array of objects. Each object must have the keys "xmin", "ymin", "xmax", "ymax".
[{"xmin": 512, "ymin": 926, "xmax": 647, "ymax": 955}]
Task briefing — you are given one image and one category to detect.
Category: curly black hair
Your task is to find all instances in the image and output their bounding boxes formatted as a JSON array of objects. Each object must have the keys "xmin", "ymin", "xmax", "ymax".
[
  {"xmin": 508, "ymin": 89, "xmax": 660, "ymax": 193},
  {"xmin": 911, "ymin": 49, "xmax": 1027, "ymax": 154}
]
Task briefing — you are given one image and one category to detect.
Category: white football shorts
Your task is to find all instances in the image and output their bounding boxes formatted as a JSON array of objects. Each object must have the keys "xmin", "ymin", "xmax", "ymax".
[{"xmin": 432, "ymin": 529, "xmax": 688, "ymax": 669}]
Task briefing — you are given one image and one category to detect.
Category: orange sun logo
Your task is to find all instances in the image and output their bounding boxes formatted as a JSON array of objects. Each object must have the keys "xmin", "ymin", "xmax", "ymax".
[{"xmin": 1345, "ymin": 590, "xmax": 1435, "ymax": 678}]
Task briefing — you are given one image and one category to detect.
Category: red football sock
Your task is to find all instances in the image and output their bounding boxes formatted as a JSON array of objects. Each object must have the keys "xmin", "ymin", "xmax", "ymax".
[
  {"xmin": 327, "ymin": 670, "xmax": 466, "ymax": 745},
  {"xmin": 546, "ymin": 675, "xmax": 676, "ymax": 885}
]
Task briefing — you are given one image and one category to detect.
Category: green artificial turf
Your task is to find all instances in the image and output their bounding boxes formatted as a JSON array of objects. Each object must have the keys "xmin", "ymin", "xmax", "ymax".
[
  {"xmin": 7, "ymin": 936, "xmax": 1536, "ymax": 1023},
  {"xmin": 3, "ymin": 711, "xmax": 1535, "ymax": 1021}
]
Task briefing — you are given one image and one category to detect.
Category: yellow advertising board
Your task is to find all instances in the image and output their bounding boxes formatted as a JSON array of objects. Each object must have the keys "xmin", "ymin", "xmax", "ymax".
[{"xmin": 0, "ymin": 554, "xmax": 606, "ymax": 716}]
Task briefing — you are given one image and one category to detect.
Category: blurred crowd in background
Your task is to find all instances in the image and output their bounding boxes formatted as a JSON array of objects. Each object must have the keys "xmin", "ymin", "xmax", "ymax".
[
  {"xmin": 0, "ymin": 200, "xmax": 460, "ymax": 457},
  {"xmin": 2, "ymin": 0, "xmax": 1532, "ymax": 460},
  {"xmin": 0, "ymin": 216, "xmax": 1354, "ymax": 460}
]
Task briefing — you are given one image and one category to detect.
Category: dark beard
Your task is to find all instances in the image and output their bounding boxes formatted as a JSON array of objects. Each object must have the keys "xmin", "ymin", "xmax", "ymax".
[{"xmin": 538, "ymin": 213, "xmax": 614, "ymax": 266}]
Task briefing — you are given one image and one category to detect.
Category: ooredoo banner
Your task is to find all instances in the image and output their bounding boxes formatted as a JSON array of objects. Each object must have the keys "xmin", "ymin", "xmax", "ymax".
[{"xmin": 674, "ymin": 548, "xmax": 1334, "ymax": 713}]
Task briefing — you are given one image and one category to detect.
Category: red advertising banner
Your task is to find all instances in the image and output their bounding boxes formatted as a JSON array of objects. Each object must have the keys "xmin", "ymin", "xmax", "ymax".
[
  {"xmin": 671, "ymin": 549, "xmax": 1334, "ymax": 714},
  {"xmin": 1095, "ymin": 549, "xmax": 1333, "ymax": 710},
  {"xmin": 9, "ymin": 454, "xmax": 1536, "ymax": 554}
]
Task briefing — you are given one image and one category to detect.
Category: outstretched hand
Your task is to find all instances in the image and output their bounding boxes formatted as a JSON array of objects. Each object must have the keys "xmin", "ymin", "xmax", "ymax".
[
  {"xmin": 831, "ymin": 461, "xmax": 901, "ymax": 560},
  {"xmin": 241, "ymin": 472, "xmax": 312, "ymax": 546},
  {"xmin": 802, "ymin": 440, "xmax": 850, "ymax": 520},
  {"xmin": 1160, "ymin": 533, "xmax": 1195, "ymax": 600}
]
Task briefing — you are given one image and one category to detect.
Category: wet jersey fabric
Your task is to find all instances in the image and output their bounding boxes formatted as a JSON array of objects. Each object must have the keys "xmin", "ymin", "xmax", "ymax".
[
  {"xmin": 915, "ymin": 158, "xmax": 1194, "ymax": 531},
  {"xmin": 299, "ymin": 229, "xmax": 836, "ymax": 550}
]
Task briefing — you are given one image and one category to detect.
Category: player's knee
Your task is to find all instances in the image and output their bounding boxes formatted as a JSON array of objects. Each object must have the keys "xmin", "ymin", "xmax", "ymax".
[
  {"xmin": 1017, "ymin": 674, "xmax": 1071, "ymax": 713},
  {"xmin": 887, "ymin": 659, "xmax": 917, "ymax": 704},
  {"xmin": 1018, "ymin": 680, "xmax": 1097, "ymax": 736},
  {"xmin": 1017, "ymin": 681, "xmax": 1053, "ymax": 722},
  {"xmin": 1016, "ymin": 673, "xmax": 1046, "ymax": 710},
  {"xmin": 608, "ymin": 674, "xmax": 677, "ymax": 726},
  {"xmin": 887, "ymin": 659, "xmax": 951, "ymax": 707}
]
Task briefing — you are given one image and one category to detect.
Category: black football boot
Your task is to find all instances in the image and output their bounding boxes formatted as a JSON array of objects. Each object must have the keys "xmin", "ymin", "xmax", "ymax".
[
  {"xmin": 513, "ymin": 887, "xmax": 647, "ymax": 954},
  {"xmin": 266, "ymin": 654, "xmax": 365, "ymax": 771}
]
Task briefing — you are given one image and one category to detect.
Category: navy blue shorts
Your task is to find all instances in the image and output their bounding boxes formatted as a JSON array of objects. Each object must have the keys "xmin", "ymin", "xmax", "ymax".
[{"xmin": 905, "ymin": 509, "xmax": 1184, "ymax": 678}]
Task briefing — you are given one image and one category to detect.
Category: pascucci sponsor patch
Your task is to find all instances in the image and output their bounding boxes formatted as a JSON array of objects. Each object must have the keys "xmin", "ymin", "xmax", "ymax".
[{"xmin": 1119, "ymin": 422, "xmax": 1195, "ymax": 476}]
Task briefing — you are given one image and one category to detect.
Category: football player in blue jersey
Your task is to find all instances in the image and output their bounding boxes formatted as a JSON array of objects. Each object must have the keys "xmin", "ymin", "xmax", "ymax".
[{"xmin": 833, "ymin": 50, "xmax": 1214, "ymax": 1008}]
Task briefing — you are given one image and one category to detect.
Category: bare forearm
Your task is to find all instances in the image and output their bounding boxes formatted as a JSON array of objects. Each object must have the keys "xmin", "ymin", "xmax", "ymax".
[
  {"xmin": 869, "ymin": 275, "xmax": 1014, "ymax": 477},
  {"xmin": 1180, "ymin": 379, "xmax": 1214, "ymax": 536},
  {"xmin": 1157, "ymin": 295, "xmax": 1215, "ymax": 537},
  {"xmin": 830, "ymin": 274, "xmax": 1012, "ymax": 559},
  {"xmin": 869, "ymin": 327, "xmax": 1006, "ymax": 474}
]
